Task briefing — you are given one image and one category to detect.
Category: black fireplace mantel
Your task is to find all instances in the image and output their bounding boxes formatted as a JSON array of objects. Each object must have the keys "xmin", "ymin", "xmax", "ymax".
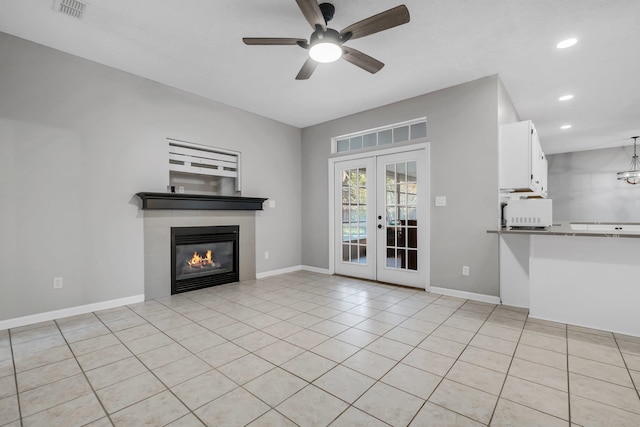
[{"xmin": 136, "ymin": 192, "xmax": 267, "ymax": 211}]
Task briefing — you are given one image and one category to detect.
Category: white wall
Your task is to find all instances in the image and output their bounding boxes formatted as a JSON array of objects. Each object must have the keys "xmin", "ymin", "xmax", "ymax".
[
  {"xmin": 0, "ymin": 33, "xmax": 302, "ymax": 321},
  {"xmin": 548, "ymin": 146, "xmax": 640, "ymax": 222},
  {"xmin": 301, "ymin": 76, "xmax": 505, "ymax": 297},
  {"xmin": 498, "ymin": 78, "xmax": 520, "ymax": 126}
]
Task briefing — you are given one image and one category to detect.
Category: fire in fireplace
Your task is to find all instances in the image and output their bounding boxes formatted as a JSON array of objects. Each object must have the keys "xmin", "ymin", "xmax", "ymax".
[{"xmin": 171, "ymin": 225, "xmax": 239, "ymax": 294}]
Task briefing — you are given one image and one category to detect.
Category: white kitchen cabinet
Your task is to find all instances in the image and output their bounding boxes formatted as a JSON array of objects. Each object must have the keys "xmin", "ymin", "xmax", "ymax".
[
  {"xmin": 539, "ymin": 152, "xmax": 548, "ymax": 198},
  {"xmin": 499, "ymin": 120, "xmax": 547, "ymax": 196},
  {"xmin": 570, "ymin": 223, "xmax": 640, "ymax": 233}
]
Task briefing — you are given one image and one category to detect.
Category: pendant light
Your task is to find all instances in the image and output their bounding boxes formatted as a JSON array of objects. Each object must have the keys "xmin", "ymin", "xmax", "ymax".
[{"xmin": 617, "ymin": 136, "xmax": 640, "ymax": 185}]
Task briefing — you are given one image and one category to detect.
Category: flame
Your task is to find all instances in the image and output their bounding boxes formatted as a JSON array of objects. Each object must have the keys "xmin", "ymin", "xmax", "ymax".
[{"xmin": 187, "ymin": 250, "xmax": 214, "ymax": 268}]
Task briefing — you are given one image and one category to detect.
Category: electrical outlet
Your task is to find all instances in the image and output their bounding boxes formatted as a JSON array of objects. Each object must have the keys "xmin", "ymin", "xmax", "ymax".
[
  {"xmin": 264, "ymin": 251, "xmax": 270, "ymax": 260},
  {"xmin": 462, "ymin": 266, "xmax": 469, "ymax": 276},
  {"xmin": 53, "ymin": 277, "xmax": 63, "ymax": 289}
]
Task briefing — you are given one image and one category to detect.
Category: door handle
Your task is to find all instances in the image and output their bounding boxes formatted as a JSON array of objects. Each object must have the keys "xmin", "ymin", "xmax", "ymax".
[{"xmin": 378, "ymin": 224, "xmax": 383, "ymax": 229}]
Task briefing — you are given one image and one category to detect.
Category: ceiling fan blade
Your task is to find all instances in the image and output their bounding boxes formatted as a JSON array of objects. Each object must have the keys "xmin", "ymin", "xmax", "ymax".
[
  {"xmin": 243, "ymin": 38, "xmax": 306, "ymax": 45},
  {"xmin": 295, "ymin": 57, "xmax": 318, "ymax": 80},
  {"xmin": 342, "ymin": 47, "xmax": 384, "ymax": 74},
  {"xmin": 295, "ymin": 0, "xmax": 326, "ymax": 31},
  {"xmin": 340, "ymin": 5, "xmax": 410, "ymax": 40}
]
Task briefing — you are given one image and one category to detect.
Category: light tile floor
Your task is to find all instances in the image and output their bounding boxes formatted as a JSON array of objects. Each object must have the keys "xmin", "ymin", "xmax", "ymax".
[{"xmin": 1, "ymin": 271, "xmax": 640, "ymax": 426}]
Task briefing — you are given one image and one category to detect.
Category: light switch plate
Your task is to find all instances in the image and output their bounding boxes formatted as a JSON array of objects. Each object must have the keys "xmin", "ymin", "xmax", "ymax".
[{"xmin": 435, "ymin": 196, "xmax": 446, "ymax": 206}]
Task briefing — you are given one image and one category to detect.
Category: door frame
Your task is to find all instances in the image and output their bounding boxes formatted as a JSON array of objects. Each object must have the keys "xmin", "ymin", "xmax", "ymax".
[{"xmin": 328, "ymin": 142, "xmax": 430, "ymax": 289}]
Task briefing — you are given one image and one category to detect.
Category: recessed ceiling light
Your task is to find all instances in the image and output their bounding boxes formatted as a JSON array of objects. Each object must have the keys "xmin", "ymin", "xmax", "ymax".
[
  {"xmin": 557, "ymin": 38, "xmax": 577, "ymax": 49},
  {"xmin": 560, "ymin": 124, "xmax": 572, "ymax": 130},
  {"xmin": 558, "ymin": 94, "xmax": 574, "ymax": 101}
]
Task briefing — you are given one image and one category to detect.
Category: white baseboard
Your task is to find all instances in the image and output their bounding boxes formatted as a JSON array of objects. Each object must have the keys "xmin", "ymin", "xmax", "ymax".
[
  {"xmin": 256, "ymin": 265, "xmax": 303, "ymax": 279},
  {"xmin": 301, "ymin": 265, "xmax": 331, "ymax": 275},
  {"xmin": 0, "ymin": 294, "xmax": 145, "ymax": 331},
  {"xmin": 256, "ymin": 265, "xmax": 332, "ymax": 279},
  {"xmin": 429, "ymin": 286, "xmax": 501, "ymax": 305}
]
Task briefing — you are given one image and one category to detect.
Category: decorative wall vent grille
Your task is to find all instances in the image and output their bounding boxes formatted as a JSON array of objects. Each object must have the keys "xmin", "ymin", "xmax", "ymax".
[
  {"xmin": 55, "ymin": 0, "xmax": 86, "ymax": 19},
  {"xmin": 168, "ymin": 139, "xmax": 242, "ymax": 191}
]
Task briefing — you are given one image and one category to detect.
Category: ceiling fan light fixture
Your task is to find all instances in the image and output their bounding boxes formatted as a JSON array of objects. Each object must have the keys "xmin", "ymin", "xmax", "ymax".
[
  {"xmin": 243, "ymin": 2, "xmax": 410, "ymax": 78},
  {"xmin": 617, "ymin": 136, "xmax": 640, "ymax": 185},
  {"xmin": 309, "ymin": 41, "xmax": 342, "ymax": 63}
]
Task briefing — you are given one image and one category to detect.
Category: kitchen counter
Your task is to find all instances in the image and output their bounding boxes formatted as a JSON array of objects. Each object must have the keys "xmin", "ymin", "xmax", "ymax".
[
  {"xmin": 488, "ymin": 221, "xmax": 640, "ymax": 238},
  {"xmin": 494, "ymin": 223, "xmax": 640, "ymax": 337}
]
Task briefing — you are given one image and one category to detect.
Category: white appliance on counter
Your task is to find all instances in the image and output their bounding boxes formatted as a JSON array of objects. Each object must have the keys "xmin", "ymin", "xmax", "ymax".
[{"xmin": 505, "ymin": 199, "xmax": 552, "ymax": 228}]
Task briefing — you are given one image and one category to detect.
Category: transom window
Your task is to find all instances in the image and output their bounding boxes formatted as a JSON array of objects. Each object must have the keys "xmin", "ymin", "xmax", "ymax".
[{"xmin": 332, "ymin": 118, "xmax": 427, "ymax": 154}]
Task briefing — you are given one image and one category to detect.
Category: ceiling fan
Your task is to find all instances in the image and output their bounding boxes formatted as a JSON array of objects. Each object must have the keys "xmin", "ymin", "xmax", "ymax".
[{"xmin": 242, "ymin": 0, "xmax": 410, "ymax": 80}]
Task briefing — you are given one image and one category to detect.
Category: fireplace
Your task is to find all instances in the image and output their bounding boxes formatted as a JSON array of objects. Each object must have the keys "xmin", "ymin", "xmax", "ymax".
[{"xmin": 171, "ymin": 225, "xmax": 239, "ymax": 294}]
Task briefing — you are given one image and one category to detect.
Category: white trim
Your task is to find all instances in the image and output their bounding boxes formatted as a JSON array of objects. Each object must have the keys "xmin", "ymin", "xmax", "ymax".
[
  {"xmin": 331, "ymin": 117, "xmax": 427, "ymax": 154},
  {"xmin": 301, "ymin": 265, "xmax": 331, "ymax": 275},
  {"xmin": 328, "ymin": 142, "xmax": 430, "ymax": 277},
  {"xmin": 429, "ymin": 286, "xmax": 501, "ymax": 305},
  {"xmin": 328, "ymin": 159, "xmax": 335, "ymax": 275},
  {"xmin": 0, "ymin": 294, "xmax": 145, "ymax": 331},
  {"xmin": 330, "ymin": 141, "xmax": 429, "ymax": 162},
  {"xmin": 328, "ymin": 143, "xmax": 430, "ymax": 285},
  {"xmin": 256, "ymin": 265, "xmax": 332, "ymax": 279},
  {"xmin": 256, "ymin": 265, "xmax": 303, "ymax": 279},
  {"xmin": 527, "ymin": 314, "xmax": 637, "ymax": 338}
]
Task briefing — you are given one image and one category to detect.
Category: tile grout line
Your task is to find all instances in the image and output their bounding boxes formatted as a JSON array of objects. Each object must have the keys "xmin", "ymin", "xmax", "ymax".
[
  {"xmin": 487, "ymin": 316, "xmax": 571, "ymax": 425},
  {"xmin": 10, "ymin": 283, "xmax": 415, "ymax": 427},
  {"xmin": 135, "ymin": 289, "xmax": 351, "ymax": 425},
  {"xmin": 238, "ymin": 288, "xmax": 408, "ymax": 426},
  {"xmin": 90, "ymin": 304, "xmax": 215, "ymax": 424},
  {"xmin": 565, "ymin": 320, "xmax": 572, "ymax": 425},
  {"xmin": 398, "ymin": 296, "xmax": 463, "ymax": 423},
  {"xmin": 612, "ymin": 334, "xmax": 640, "ymax": 402},
  {"xmin": 54, "ymin": 315, "xmax": 115, "ymax": 427},
  {"xmin": 406, "ymin": 297, "xmax": 503, "ymax": 426},
  {"xmin": 111, "ymin": 301, "xmax": 225, "ymax": 426},
  {"xmin": 565, "ymin": 328, "xmax": 640, "ymax": 418},
  {"xmin": 445, "ymin": 302, "xmax": 506, "ymax": 427},
  {"xmin": 206, "ymin": 284, "xmax": 425, "ymax": 425},
  {"xmin": 243, "ymin": 289, "xmax": 432, "ymax": 427},
  {"xmin": 197, "ymin": 279, "xmax": 357, "ymax": 425},
  {"xmin": 7, "ymin": 329, "xmax": 25, "ymax": 427},
  {"xmin": 10, "ymin": 273, "xmax": 638, "ymax": 426}
]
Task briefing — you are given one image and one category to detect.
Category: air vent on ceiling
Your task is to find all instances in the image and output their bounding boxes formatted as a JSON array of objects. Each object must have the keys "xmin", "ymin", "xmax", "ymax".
[{"xmin": 55, "ymin": 0, "xmax": 86, "ymax": 19}]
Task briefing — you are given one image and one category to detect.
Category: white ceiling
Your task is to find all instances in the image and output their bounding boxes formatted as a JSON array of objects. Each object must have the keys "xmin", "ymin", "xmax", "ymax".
[{"xmin": 1, "ymin": 0, "xmax": 639, "ymax": 154}]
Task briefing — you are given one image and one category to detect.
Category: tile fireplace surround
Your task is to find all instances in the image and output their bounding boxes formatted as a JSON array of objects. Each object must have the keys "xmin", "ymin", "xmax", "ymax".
[{"xmin": 143, "ymin": 210, "xmax": 256, "ymax": 300}]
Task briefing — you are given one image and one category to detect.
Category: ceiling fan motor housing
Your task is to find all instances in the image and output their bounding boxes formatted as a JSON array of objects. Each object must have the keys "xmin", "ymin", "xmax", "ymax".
[{"xmin": 310, "ymin": 27, "xmax": 342, "ymax": 46}]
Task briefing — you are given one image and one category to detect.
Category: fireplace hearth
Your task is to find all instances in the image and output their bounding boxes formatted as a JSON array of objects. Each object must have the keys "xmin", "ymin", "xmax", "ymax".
[{"xmin": 171, "ymin": 225, "xmax": 239, "ymax": 294}]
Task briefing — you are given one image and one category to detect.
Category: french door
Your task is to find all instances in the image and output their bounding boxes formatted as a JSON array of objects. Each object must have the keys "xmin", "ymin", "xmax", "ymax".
[{"xmin": 333, "ymin": 148, "xmax": 429, "ymax": 288}]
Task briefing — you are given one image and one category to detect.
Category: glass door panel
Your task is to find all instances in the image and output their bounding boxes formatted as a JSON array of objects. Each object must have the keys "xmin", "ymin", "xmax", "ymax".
[
  {"xmin": 382, "ymin": 160, "xmax": 418, "ymax": 270},
  {"xmin": 341, "ymin": 168, "xmax": 366, "ymax": 263},
  {"xmin": 334, "ymin": 148, "xmax": 428, "ymax": 288},
  {"xmin": 376, "ymin": 150, "xmax": 427, "ymax": 287},
  {"xmin": 334, "ymin": 158, "xmax": 376, "ymax": 280}
]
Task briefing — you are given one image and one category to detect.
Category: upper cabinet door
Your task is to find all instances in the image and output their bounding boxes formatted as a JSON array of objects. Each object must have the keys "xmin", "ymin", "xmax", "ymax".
[{"xmin": 499, "ymin": 120, "xmax": 547, "ymax": 197}]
